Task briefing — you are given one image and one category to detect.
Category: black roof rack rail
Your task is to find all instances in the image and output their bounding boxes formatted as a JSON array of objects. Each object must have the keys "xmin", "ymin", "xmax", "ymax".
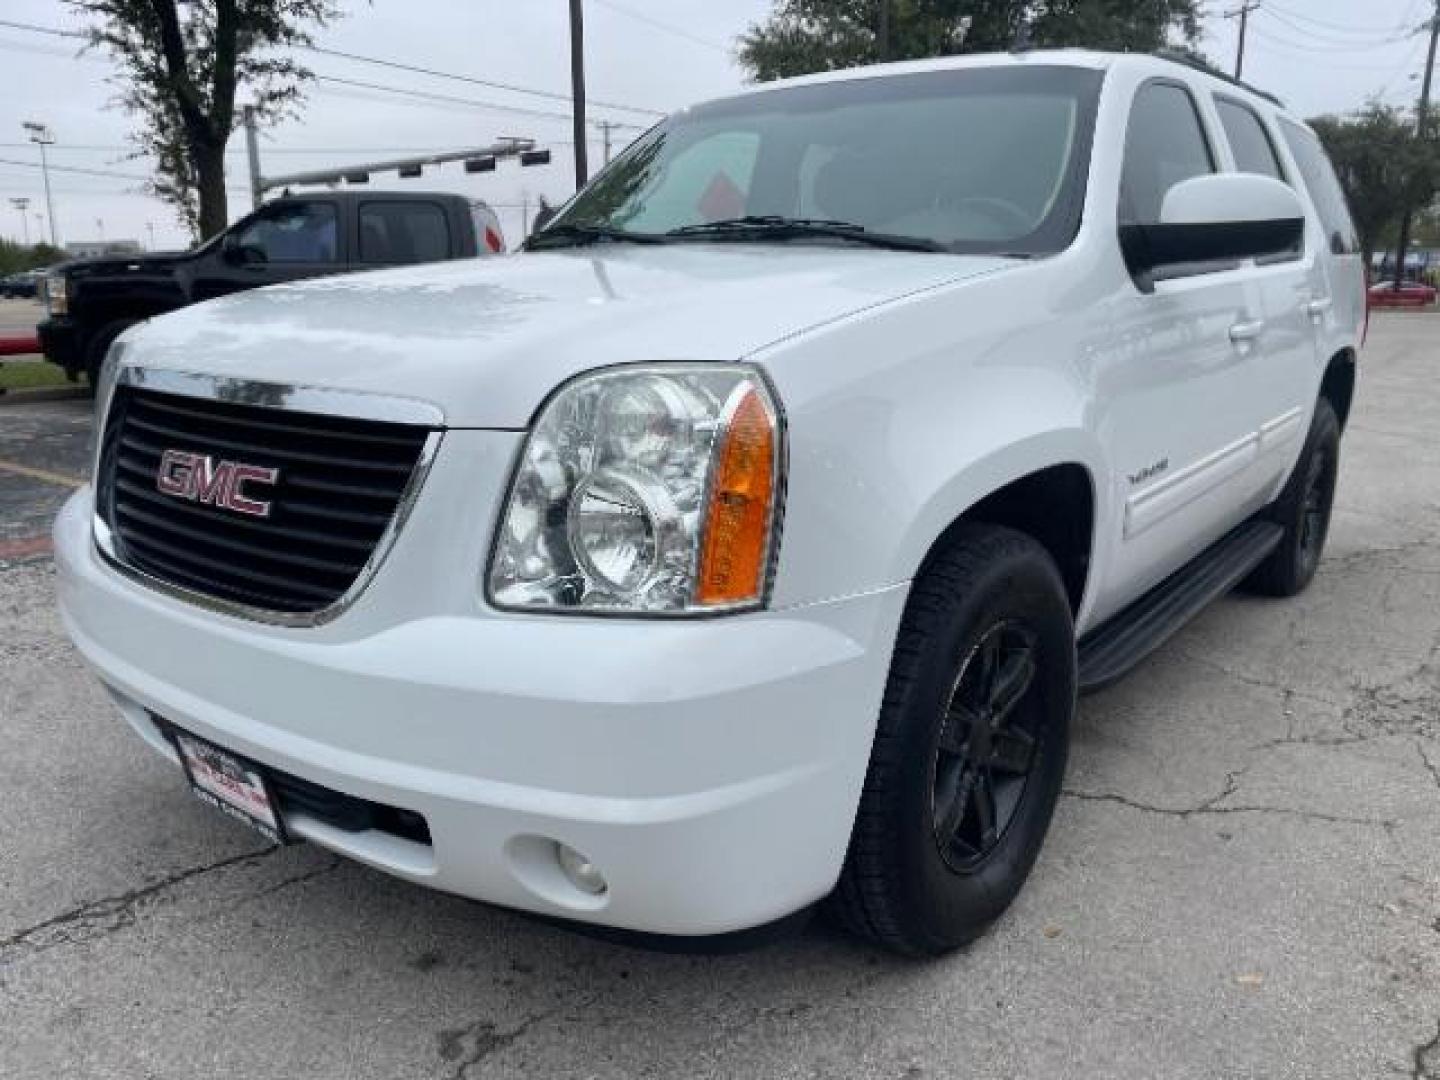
[{"xmin": 1151, "ymin": 49, "xmax": 1285, "ymax": 108}]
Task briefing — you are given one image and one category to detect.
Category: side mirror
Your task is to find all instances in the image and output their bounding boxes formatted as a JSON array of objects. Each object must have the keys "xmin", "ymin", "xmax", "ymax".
[{"xmin": 1120, "ymin": 173, "xmax": 1305, "ymax": 287}]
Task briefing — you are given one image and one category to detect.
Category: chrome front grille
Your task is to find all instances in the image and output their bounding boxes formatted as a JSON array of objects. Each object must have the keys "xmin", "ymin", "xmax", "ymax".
[{"xmin": 95, "ymin": 375, "xmax": 439, "ymax": 622}]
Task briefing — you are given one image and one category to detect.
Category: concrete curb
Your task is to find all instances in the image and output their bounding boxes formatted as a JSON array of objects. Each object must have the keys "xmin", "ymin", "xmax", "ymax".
[{"xmin": 0, "ymin": 385, "xmax": 91, "ymax": 404}]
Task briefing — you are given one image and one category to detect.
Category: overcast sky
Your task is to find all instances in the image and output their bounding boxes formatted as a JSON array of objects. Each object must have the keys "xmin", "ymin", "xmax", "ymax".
[{"xmin": 0, "ymin": 0, "xmax": 1431, "ymax": 252}]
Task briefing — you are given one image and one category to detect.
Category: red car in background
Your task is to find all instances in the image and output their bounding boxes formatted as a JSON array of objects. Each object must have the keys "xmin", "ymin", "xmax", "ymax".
[{"xmin": 1368, "ymin": 279, "xmax": 1438, "ymax": 308}]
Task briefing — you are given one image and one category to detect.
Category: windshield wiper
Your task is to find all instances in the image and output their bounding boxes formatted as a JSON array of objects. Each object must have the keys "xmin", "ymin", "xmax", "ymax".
[
  {"xmin": 524, "ymin": 222, "xmax": 668, "ymax": 251},
  {"xmin": 667, "ymin": 215, "xmax": 947, "ymax": 253}
]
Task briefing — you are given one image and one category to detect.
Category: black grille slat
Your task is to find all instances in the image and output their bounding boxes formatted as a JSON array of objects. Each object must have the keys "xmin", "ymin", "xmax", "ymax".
[
  {"xmin": 114, "ymin": 502, "xmax": 368, "ymax": 577},
  {"xmin": 133, "ymin": 393, "xmax": 427, "ymax": 449},
  {"xmin": 100, "ymin": 386, "xmax": 432, "ymax": 616},
  {"xmin": 117, "ymin": 526, "xmax": 346, "ymax": 598},
  {"xmin": 123, "ymin": 416, "xmax": 417, "ymax": 474},
  {"xmin": 110, "ymin": 477, "xmax": 378, "ymax": 551}
]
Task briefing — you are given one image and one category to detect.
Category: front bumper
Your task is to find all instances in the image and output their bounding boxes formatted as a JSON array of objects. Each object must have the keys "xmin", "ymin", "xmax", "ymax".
[
  {"xmin": 55, "ymin": 484, "xmax": 906, "ymax": 935},
  {"xmin": 37, "ymin": 317, "xmax": 82, "ymax": 373}
]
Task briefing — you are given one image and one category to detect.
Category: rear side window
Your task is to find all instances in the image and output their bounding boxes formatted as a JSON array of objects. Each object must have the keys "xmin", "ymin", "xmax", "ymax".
[
  {"xmin": 358, "ymin": 202, "xmax": 452, "ymax": 264},
  {"xmin": 1119, "ymin": 82, "xmax": 1215, "ymax": 225},
  {"xmin": 1215, "ymin": 98, "xmax": 1285, "ymax": 181},
  {"xmin": 1279, "ymin": 120, "xmax": 1360, "ymax": 255}
]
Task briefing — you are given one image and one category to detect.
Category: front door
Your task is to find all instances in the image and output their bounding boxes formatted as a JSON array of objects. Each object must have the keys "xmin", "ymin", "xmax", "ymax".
[
  {"xmin": 1093, "ymin": 79, "xmax": 1270, "ymax": 618},
  {"xmin": 190, "ymin": 200, "xmax": 343, "ymax": 302}
]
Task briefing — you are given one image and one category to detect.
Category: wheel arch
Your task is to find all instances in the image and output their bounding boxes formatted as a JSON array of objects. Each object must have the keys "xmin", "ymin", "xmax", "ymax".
[
  {"xmin": 897, "ymin": 432, "xmax": 1107, "ymax": 619},
  {"xmin": 1320, "ymin": 348, "xmax": 1356, "ymax": 430}
]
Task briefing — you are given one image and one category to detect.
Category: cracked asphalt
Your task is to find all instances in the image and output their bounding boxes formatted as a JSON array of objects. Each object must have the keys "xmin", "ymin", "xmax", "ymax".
[{"xmin": 2, "ymin": 314, "xmax": 1438, "ymax": 1079}]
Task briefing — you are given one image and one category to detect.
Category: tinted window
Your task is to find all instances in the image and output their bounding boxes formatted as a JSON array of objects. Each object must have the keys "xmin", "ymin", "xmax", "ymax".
[
  {"xmin": 359, "ymin": 202, "xmax": 451, "ymax": 264},
  {"xmin": 552, "ymin": 65, "xmax": 1105, "ymax": 255},
  {"xmin": 235, "ymin": 203, "xmax": 338, "ymax": 263},
  {"xmin": 1216, "ymin": 98, "xmax": 1285, "ymax": 181},
  {"xmin": 1280, "ymin": 120, "xmax": 1360, "ymax": 255},
  {"xmin": 1119, "ymin": 82, "xmax": 1214, "ymax": 225}
]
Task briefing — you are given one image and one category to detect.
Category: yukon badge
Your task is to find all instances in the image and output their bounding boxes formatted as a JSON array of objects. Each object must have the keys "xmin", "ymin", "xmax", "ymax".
[{"xmin": 156, "ymin": 449, "xmax": 280, "ymax": 518}]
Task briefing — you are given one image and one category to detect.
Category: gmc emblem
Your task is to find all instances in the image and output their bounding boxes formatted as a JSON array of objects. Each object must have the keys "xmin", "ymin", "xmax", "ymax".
[{"xmin": 156, "ymin": 449, "xmax": 280, "ymax": 518}]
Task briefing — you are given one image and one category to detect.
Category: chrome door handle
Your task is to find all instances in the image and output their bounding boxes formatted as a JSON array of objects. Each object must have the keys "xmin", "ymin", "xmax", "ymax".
[
  {"xmin": 1305, "ymin": 297, "xmax": 1333, "ymax": 317},
  {"xmin": 1228, "ymin": 319, "xmax": 1266, "ymax": 342}
]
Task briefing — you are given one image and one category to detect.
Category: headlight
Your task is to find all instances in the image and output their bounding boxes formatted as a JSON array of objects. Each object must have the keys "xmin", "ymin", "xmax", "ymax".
[
  {"xmin": 488, "ymin": 364, "xmax": 783, "ymax": 615},
  {"xmin": 46, "ymin": 273, "xmax": 67, "ymax": 316}
]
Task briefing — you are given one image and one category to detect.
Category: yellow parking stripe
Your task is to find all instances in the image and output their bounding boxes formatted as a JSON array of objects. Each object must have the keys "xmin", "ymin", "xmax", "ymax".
[{"xmin": 0, "ymin": 458, "xmax": 84, "ymax": 489}]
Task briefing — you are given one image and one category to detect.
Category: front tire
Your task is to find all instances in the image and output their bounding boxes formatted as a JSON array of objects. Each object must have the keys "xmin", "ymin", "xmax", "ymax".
[
  {"xmin": 83, "ymin": 319, "xmax": 137, "ymax": 390},
  {"xmin": 828, "ymin": 525, "xmax": 1076, "ymax": 956},
  {"xmin": 1244, "ymin": 399, "xmax": 1340, "ymax": 597}
]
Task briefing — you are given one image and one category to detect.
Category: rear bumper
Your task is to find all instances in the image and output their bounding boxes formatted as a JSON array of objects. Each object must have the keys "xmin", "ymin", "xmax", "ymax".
[{"xmin": 54, "ymin": 485, "xmax": 907, "ymax": 935}]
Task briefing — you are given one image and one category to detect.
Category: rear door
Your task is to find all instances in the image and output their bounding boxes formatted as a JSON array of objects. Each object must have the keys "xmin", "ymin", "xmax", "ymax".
[
  {"xmin": 1277, "ymin": 120, "xmax": 1366, "ymax": 357},
  {"xmin": 351, "ymin": 199, "xmax": 455, "ymax": 271},
  {"xmin": 1211, "ymin": 95, "xmax": 1316, "ymax": 495},
  {"xmin": 191, "ymin": 200, "xmax": 344, "ymax": 301}
]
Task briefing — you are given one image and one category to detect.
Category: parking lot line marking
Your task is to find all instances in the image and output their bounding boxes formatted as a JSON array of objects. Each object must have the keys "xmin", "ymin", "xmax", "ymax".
[
  {"xmin": 0, "ymin": 535, "xmax": 53, "ymax": 561},
  {"xmin": 0, "ymin": 458, "xmax": 83, "ymax": 489}
]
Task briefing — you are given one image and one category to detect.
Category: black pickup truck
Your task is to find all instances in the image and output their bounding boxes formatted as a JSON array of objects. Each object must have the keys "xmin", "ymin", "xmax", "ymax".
[{"xmin": 39, "ymin": 191, "xmax": 507, "ymax": 382}]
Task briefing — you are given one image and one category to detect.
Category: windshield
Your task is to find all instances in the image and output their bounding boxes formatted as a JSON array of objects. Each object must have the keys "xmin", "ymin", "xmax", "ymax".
[{"xmin": 551, "ymin": 64, "xmax": 1103, "ymax": 255}]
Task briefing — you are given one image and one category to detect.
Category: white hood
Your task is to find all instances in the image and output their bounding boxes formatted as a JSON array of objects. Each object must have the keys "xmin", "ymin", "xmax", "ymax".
[{"xmin": 124, "ymin": 245, "xmax": 1014, "ymax": 428}]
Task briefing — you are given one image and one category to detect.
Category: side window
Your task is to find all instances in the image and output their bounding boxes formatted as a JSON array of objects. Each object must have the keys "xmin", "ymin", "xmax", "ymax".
[
  {"xmin": 1279, "ymin": 120, "xmax": 1361, "ymax": 256},
  {"xmin": 1119, "ymin": 82, "xmax": 1215, "ymax": 226},
  {"xmin": 358, "ymin": 202, "xmax": 451, "ymax": 264},
  {"xmin": 1215, "ymin": 98, "xmax": 1285, "ymax": 181},
  {"xmin": 234, "ymin": 202, "xmax": 338, "ymax": 263}
]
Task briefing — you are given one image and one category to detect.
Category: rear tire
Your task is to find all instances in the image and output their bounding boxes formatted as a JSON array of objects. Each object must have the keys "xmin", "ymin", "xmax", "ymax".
[
  {"xmin": 1243, "ymin": 399, "xmax": 1340, "ymax": 597},
  {"xmin": 827, "ymin": 525, "xmax": 1076, "ymax": 956}
]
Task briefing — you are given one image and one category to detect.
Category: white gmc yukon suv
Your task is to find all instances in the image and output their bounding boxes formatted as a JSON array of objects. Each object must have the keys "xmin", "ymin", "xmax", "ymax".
[{"xmin": 55, "ymin": 51, "xmax": 1365, "ymax": 955}]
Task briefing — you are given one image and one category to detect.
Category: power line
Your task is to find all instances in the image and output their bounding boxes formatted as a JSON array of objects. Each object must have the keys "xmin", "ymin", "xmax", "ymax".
[
  {"xmin": 591, "ymin": 0, "xmax": 728, "ymax": 53},
  {"xmin": 1261, "ymin": 8, "xmax": 1416, "ymax": 48},
  {"xmin": 1264, "ymin": 0, "xmax": 1425, "ymax": 37},
  {"xmin": 0, "ymin": 17, "xmax": 666, "ymax": 122},
  {"xmin": 312, "ymin": 73, "xmax": 645, "ymax": 129},
  {"xmin": 305, "ymin": 45, "xmax": 664, "ymax": 117},
  {"xmin": 0, "ymin": 156, "xmax": 151, "ymax": 184}
]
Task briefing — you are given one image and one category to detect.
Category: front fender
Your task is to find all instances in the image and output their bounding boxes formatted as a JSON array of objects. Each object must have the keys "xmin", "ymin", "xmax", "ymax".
[{"xmin": 752, "ymin": 256, "xmax": 1113, "ymax": 620}]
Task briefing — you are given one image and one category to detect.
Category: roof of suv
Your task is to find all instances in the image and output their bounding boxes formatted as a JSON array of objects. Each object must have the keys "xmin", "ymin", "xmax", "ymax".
[{"xmin": 726, "ymin": 49, "xmax": 1287, "ymax": 118}]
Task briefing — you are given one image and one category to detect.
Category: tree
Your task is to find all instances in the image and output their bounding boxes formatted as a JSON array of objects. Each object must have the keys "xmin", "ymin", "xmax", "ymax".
[
  {"xmin": 69, "ymin": 0, "xmax": 341, "ymax": 241},
  {"xmin": 1310, "ymin": 103, "xmax": 1440, "ymax": 270},
  {"xmin": 738, "ymin": 0, "xmax": 1203, "ymax": 82},
  {"xmin": 0, "ymin": 240, "xmax": 65, "ymax": 276}
]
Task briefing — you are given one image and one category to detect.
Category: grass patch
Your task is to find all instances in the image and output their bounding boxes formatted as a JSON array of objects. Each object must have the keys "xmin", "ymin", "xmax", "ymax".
[{"xmin": 0, "ymin": 360, "xmax": 77, "ymax": 392}]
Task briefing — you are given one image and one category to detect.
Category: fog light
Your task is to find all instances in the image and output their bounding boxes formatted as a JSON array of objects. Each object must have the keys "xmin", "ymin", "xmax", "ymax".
[{"xmin": 555, "ymin": 842, "xmax": 607, "ymax": 896}]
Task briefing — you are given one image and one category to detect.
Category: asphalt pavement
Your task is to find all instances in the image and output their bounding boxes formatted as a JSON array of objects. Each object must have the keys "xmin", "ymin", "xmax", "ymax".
[
  {"xmin": 1, "ymin": 315, "xmax": 1437, "ymax": 1079},
  {"xmin": 0, "ymin": 296, "xmax": 43, "ymax": 336}
]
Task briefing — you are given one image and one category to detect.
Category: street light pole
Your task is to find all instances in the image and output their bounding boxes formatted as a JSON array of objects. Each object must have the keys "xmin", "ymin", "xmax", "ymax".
[
  {"xmin": 569, "ymin": 0, "xmax": 589, "ymax": 189},
  {"xmin": 22, "ymin": 121, "xmax": 58, "ymax": 248}
]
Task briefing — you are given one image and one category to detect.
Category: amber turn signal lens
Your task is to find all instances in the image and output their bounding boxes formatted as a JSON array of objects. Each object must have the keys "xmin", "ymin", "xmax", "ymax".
[{"xmin": 696, "ymin": 385, "xmax": 778, "ymax": 606}]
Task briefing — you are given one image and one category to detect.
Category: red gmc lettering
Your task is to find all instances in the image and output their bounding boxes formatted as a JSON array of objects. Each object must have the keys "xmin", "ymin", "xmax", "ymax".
[{"xmin": 155, "ymin": 449, "xmax": 279, "ymax": 518}]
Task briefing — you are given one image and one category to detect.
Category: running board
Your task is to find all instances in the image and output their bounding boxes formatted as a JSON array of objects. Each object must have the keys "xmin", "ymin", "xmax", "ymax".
[{"xmin": 1077, "ymin": 521, "xmax": 1283, "ymax": 693}]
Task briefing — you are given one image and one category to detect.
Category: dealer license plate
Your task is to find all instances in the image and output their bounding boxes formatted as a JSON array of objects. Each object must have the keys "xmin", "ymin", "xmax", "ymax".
[{"xmin": 172, "ymin": 729, "xmax": 287, "ymax": 845}]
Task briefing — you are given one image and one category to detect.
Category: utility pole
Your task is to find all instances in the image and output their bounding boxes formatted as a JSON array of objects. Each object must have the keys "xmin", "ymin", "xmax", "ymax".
[
  {"xmin": 569, "ymin": 0, "xmax": 589, "ymax": 189},
  {"xmin": 22, "ymin": 121, "xmax": 58, "ymax": 247},
  {"xmin": 1393, "ymin": 3, "xmax": 1440, "ymax": 291},
  {"xmin": 243, "ymin": 107, "xmax": 263, "ymax": 210},
  {"xmin": 1224, "ymin": 2, "xmax": 1261, "ymax": 79},
  {"xmin": 9, "ymin": 198, "xmax": 29, "ymax": 246},
  {"xmin": 145, "ymin": 221, "xmax": 156, "ymax": 251},
  {"xmin": 878, "ymin": 0, "xmax": 890, "ymax": 61},
  {"xmin": 598, "ymin": 120, "xmax": 615, "ymax": 165}
]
